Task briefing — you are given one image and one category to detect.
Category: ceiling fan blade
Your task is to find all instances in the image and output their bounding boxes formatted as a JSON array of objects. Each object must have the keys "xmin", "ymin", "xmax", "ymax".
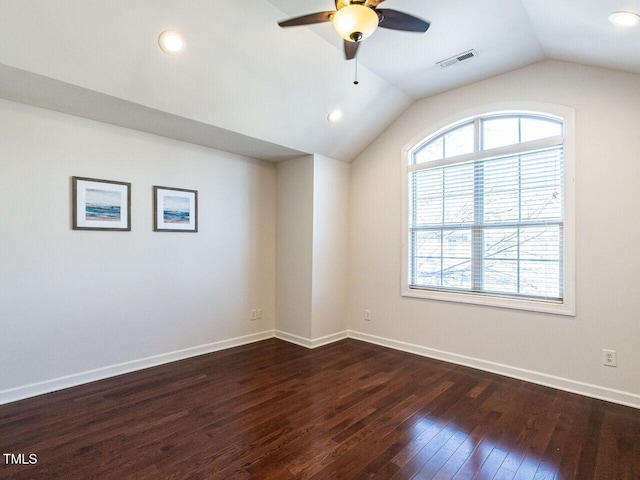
[
  {"xmin": 278, "ymin": 11, "xmax": 335, "ymax": 27},
  {"xmin": 377, "ymin": 9, "xmax": 430, "ymax": 32},
  {"xmin": 344, "ymin": 40, "xmax": 360, "ymax": 60}
]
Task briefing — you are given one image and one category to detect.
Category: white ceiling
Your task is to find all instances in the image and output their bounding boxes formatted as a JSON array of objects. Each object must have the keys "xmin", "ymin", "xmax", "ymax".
[{"xmin": 0, "ymin": 0, "xmax": 639, "ymax": 162}]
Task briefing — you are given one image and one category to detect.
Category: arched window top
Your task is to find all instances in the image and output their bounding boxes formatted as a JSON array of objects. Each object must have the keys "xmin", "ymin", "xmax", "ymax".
[{"xmin": 411, "ymin": 113, "xmax": 563, "ymax": 166}]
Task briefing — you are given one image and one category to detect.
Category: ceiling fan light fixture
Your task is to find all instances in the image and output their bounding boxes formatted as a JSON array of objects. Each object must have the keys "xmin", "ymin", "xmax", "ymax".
[
  {"xmin": 333, "ymin": 5, "xmax": 379, "ymax": 42},
  {"xmin": 609, "ymin": 11, "xmax": 640, "ymax": 28},
  {"xmin": 158, "ymin": 30, "xmax": 185, "ymax": 54}
]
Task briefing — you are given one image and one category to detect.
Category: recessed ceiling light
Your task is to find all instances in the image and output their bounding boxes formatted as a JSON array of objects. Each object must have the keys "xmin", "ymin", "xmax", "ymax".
[
  {"xmin": 609, "ymin": 11, "xmax": 640, "ymax": 28},
  {"xmin": 158, "ymin": 30, "xmax": 185, "ymax": 54},
  {"xmin": 327, "ymin": 109, "xmax": 344, "ymax": 123}
]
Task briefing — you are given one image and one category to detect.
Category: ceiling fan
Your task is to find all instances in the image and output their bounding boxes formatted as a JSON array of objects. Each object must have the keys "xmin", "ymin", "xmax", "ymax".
[{"xmin": 278, "ymin": 0, "xmax": 430, "ymax": 60}]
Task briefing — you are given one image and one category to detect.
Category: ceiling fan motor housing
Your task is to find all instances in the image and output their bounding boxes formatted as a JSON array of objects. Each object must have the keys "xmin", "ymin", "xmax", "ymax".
[{"xmin": 335, "ymin": 0, "xmax": 382, "ymax": 8}]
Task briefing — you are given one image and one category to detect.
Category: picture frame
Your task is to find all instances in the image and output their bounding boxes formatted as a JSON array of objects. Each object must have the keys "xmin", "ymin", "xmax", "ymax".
[
  {"xmin": 153, "ymin": 186, "xmax": 198, "ymax": 232},
  {"xmin": 72, "ymin": 176, "xmax": 131, "ymax": 231}
]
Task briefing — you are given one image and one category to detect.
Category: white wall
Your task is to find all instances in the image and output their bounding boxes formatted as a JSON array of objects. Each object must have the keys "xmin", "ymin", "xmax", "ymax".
[
  {"xmin": 4, "ymin": 60, "xmax": 639, "ymax": 409},
  {"xmin": 275, "ymin": 155, "xmax": 350, "ymax": 346},
  {"xmin": 311, "ymin": 155, "xmax": 350, "ymax": 340},
  {"xmin": 275, "ymin": 155, "xmax": 314, "ymax": 339},
  {"xmin": 349, "ymin": 60, "xmax": 640, "ymax": 407},
  {"xmin": 0, "ymin": 99, "xmax": 276, "ymax": 403}
]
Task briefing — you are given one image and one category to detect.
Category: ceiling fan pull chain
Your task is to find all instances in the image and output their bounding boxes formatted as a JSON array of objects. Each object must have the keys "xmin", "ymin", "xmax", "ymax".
[{"xmin": 354, "ymin": 56, "xmax": 359, "ymax": 85}]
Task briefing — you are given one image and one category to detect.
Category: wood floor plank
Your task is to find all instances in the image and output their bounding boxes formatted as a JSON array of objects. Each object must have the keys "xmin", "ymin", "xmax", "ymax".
[{"xmin": 1, "ymin": 338, "xmax": 639, "ymax": 480}]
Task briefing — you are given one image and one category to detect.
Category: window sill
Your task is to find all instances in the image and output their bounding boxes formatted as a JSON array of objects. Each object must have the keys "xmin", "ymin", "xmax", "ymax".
[{"xmin": 402, "ymin": 286, "xmax": 575, "ymax": 316}]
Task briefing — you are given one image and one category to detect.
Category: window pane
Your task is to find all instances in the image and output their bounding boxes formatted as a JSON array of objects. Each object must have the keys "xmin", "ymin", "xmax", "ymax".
[
  {"xmin": 520, "ymin": 148, "xmax": 563, "ymax": 221},
  {"xmin": 521, "ymin": 186, "xmax": 561, "ymax": 221},
  {"xmin": 443, "ymin": 163, "xmax": 474, "ymax": 224},
  {"xmin": 519, "ymin": 261, "xmax": 560, "ymax": 298},
  {"xmin": 483, "ymin": 229, "xmax": 518, "ymax": 292},
  {"xmin": 521, "ymin": 117, "xmax": 562, "ymax": 142},
  {"xmin": 484, "ymin": 228, "xmax": 518, "ymax": 260},
  {"xmin": 444, "ymin": 123, "xmax": 474, "ymax": 158},
  {"xmin": 442, "ymin": 229, "xmax": 471, "ymax": 289},
  {"xmin": 411, "ymin": 170, "xmax": 443, "ymax": 225},
  {"xmin": 482, "ymin": 117, "xmax": 519, "ymax": 150},
  {"xmin": 483, "ymin": 156, "xmax": 519, "ymax": 223},
  {"xmin": 483, "ymin": 259, "xmax": 518, "ymax": 294},
  {"xmin": 413, "ymin": 230, "xmax": 442, "ymax": 287},
  {"xmin": 519, "ymin": 226, "xmax": 560, "ymax": 261},
  {"xmin": 414, "ymin": 136, "xmax": 443, "ymax": 164},
  {"xmin": 482, "ymin": 226, "xmax": 562, "ymax": 297}
]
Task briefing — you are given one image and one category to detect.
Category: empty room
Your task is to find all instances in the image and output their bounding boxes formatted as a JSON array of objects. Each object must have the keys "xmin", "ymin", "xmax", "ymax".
[{"xmin": 1, "ymin": 1, "xmax": 639, "ymax": 479}]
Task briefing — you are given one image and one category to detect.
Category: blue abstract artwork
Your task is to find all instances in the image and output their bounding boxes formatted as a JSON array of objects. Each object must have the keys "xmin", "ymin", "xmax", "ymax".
[
  {"xmin": 85, "ymin": 188, "xmax": 121, "ymax": 221},
  {"xmin": 163, "ymin": 195, "xmax": 190, "ymax": 224}
]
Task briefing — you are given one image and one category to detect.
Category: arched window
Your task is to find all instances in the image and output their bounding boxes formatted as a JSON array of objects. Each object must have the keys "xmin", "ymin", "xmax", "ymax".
[{"xmin": 402, "ymin": 107, "xmax": 575, "ymax": 315}]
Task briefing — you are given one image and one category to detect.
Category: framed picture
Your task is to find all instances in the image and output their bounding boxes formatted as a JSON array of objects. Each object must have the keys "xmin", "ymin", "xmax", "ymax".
[
  {"xmin": 153, "ymin": 186, "xmax": 198, "ymax": 232},
  {"xmin": 72, "ymin": 176, "xmax": 131, "ymax": 231}
]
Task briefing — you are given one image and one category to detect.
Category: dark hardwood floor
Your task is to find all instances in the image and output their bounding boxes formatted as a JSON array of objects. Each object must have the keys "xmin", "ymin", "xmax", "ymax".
[{"xmin": 1, "ymin": 338, "xmax": 639, "ymax": 479}]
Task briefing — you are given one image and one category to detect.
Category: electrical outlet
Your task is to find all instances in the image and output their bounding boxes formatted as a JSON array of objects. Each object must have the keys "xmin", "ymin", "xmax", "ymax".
[
  {"xmin": 603, "ymin": 349, "xmax": 617, "ymax": 367},
  {"xmin": 250, "ymin": 309, "xmax": 257, "ymax": 321},
  {"xmin": 364, "ymin": 309, "xmax": 371, "ymax": 321},
  {"xmin": 256, "ymin": 309, "xmax": 262, "ymax": 319}
]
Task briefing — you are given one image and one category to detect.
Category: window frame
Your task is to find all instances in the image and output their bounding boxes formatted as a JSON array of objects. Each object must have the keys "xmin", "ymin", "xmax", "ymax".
[{"xmin": 401, "ymin": 103, "xmax": 576, "ymax": 316}]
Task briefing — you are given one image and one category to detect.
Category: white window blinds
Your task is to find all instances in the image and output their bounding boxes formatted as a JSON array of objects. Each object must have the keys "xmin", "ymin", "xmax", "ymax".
[{"xmin": 407, "ymin": 114, "xmax": 565, "ymax": 304}]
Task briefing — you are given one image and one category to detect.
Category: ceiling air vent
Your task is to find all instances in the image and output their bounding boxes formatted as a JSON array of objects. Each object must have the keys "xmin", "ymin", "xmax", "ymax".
[{"xmin": 436, "ymin": 49, "xmax": 477, "ymax": 69}]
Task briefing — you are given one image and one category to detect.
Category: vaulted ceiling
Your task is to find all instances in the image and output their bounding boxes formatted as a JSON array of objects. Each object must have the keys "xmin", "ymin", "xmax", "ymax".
[{"xmin": 1, "ymin": 0, "xmax": 639, "ymax": 162}]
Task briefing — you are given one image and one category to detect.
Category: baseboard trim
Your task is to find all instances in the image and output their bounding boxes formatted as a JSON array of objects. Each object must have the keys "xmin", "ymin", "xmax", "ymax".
[
  {"xmin": 0, "ymin": 330, "xmax": 275, "ymax": 406},
  {"xmin": 4, "ymin": 328, "xmax": 638, "ymax": 410},
  {"xmin": 274, "ymin": 330, "xmax": 349, "ymax": 349},
  {"xmin": 348, "ymin": 330, "xmax": 640, "ymax": 410}
]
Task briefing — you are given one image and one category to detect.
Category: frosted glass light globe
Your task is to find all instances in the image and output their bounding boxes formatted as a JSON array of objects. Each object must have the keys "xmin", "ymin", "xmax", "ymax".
[{"xmin": 333, "ymin": 5, "xmax": 379, "ymax": 42}]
